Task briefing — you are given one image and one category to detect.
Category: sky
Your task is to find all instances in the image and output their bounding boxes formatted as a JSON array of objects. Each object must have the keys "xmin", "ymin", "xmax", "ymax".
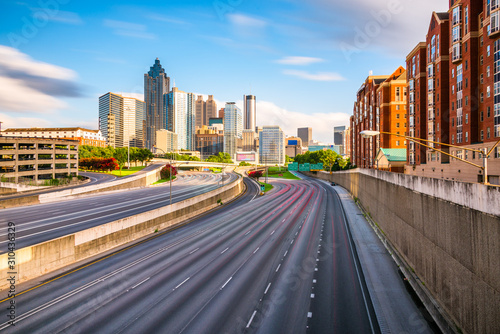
[{"xmin": 0, "ymin": 0, "xmax": 449, "ymax": 144}]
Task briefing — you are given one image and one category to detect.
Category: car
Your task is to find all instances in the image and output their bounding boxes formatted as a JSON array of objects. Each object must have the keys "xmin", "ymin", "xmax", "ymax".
[{"xmin": 330, "ymin": 182, "xmax": 336, "ymax": 186}]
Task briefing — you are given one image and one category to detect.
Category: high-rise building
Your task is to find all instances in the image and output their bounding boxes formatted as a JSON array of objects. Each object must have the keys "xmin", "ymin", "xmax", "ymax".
[
  {"xmin": 401, "ymin": 1, "xmax": 500, "ymax": 184},
  {"xmin": 144, "ymin": 58, "xmax": 170, "ymax": 149},
  {"xmin": 333, "ymin": 126, "xmax": 346, "ymax": 155},
  {"xmin": 350, "ymin": 68, "xmax": 407, "ymax": 169},
  {"xmin": 244, "ymin": 95, "xmax": 256, "ymax": 131},
  {"xmin": 297, "ymin": 127, "xmax": 312, "ymax": 147},
  {"xmin": 259, "ymin": 126, "xmax": 285, "ymax": 165},
  {"xmin": 242, "ymin": 129, "xmax": 257, "ymax": 152},
  {"xmin": 164, "ymin": 87, "xmax": 195, "ymax": 151},
  {"xmin": 99, "ymin": 92, "xmax": 146, "ymax": 148},
  {"xmin": 99, "ymin": 92, "xmax": 122, "ymax": 148},
  {"xmin": 195, "ymin": 95, "xmax": 218, "ymax": 129},
  {"xmin": 223, "ymin": 102, "xmax": 243, "ymax": 159}
]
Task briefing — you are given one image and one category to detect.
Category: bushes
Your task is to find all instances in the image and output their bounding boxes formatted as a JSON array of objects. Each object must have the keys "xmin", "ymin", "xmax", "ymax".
[
  {"xmin": 79, "ymin": 157, "xmax": 119, "ymax": 172},
  {"xmin": 248, "ymin": 170, "xmax": 263, "ymax": 181},
  {"xmin": 160, "ymin": 164, "xmax": 178, "ymax": 179}
]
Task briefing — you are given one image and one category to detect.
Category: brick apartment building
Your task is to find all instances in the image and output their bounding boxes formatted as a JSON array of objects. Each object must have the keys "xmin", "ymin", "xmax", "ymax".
[
  {"xmin": 350, "ymin": 67, "xmax": 407, "ymax": 170},
  {"xmin": 405, "ymin": 0, "xmax": 500, "ymax": 184}
]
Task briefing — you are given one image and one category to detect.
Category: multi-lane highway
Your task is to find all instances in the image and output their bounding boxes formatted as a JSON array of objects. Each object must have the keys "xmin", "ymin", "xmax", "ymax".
[
  {"xmin": 0, "ymin": 176, "xmax": 383, "ymax": 333},
  {"xmin": 0, "ymin": 172, "xmax": 235, "ymax": 251}
]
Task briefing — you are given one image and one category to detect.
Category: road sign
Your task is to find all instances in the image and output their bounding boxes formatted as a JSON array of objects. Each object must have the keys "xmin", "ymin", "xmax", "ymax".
[
  {"xmin": 288, "ymin": 162, "xmax": 299, "ymax": 171},
  {"xmin": 299, "ymin": 163, "xmax": 310, "ymax": 172},
  {"xmin": 310, "ymin": 163, "xmax": 324, "ymax": 171},
  {"xmin": 260, "ymin": 184, "xmax": 265, "ymax": 192}
]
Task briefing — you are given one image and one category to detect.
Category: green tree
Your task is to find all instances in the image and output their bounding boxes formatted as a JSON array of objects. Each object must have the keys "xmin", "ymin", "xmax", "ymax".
[{"xmin": 113, "ymin": 148, "xmax": 128, "ymax": 175}]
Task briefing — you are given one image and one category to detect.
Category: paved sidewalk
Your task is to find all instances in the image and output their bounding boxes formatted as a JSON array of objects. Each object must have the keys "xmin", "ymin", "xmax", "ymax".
[{"xmin": 334, "ymin": 185, "xmax": 435, "ymax": 334}]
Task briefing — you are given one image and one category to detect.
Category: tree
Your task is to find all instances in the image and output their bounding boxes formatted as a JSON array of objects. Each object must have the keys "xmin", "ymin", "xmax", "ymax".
[
  {"xmin": 285, "ymin": 155, "xmax": 293, "ymax": 164},
  {"xmin": 248, "ymin": 170, "xmax": 263, "ymax": 182},
  {"xmin": 206, "ymin": 152, "xmax": 233, "ymax": 163},
  {"xmin": 160, "ymin": 164, "xmax": 177, "ymax": 179},
  {"xmin": 113, "ymin": 148, "xmax": 128, "ymax": 175}
]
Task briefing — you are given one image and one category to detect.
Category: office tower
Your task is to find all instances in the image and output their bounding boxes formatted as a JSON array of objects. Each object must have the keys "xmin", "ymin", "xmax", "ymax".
[
  {"xmin": 123, "ymin": 97, "xmax": 146, "ymax": 148},
  {"xmin": 259, "ymin": 126, "xmax": 285, "ymax": 165},
  {"xmin": 164, "ymin": 87, "xmax": 196, "ymax": 151},
  {"xmin": 144, "ymin": 58, "xmax": 170, "ymax": 149},
  {"xmin": 244, "ymin": 95, "xmax": 256, "ymax": 131},
  {"xmin": 195, "ymin": 95, "xmax": 218, "ymax": 129},
  {"xmin": 223, "ymin": 102, "xmax": 243, "ymax": 159},
  {"xmin": 99, "ymin": 92, "xmax": 146, "ymax": 148},
  {"xmin": 297, "ymin": 127, "xmax": 312, "ymax": 147},
  {"xmin": 285, "ymin": 136, "xmax": 304, "ymax": 158},
  {"xmin": 99, "ymin": 92, "xmax": 122, "ymax": 148},
  {"xmin": 218, "ymin": 108, "xmax": 225, "ymax": 119},
  {"xmin": 334, "ymin": 126, "xmax": 346, "ymax": 155}
]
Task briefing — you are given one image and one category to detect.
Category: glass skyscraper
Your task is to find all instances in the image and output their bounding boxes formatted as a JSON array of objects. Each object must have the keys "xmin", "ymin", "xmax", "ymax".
[
  {"xmin": 244, "ymin": 95, "xmax": 256, "ymax": 131},
  {"xmin": 223, "ymin": 102, "xmax": 243, "ymax": 159},
  {"xmin": 260, "ymin": 126, "xmax": 285, "ymax": 165},
  {"xmin": 164, "ymin": 87, "xmax": 195, "ymax": 150},
  {"xmin": 144, "ymin": 58, "xmax": 170, "ymax": 149}
]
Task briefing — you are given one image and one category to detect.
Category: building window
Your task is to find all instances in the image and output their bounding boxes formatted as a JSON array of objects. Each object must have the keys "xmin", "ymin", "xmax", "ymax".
[
  {"xmin": 465, "ymin": 96, "xmax": 469, "ymax": 106},
  {"xmin": 396, "ymin": 123, "xmax": 400, "ymax": 128},
  {"xmin": 466, "ymin": 114, "xmax": 469, "ymax": 124},
  {"xmin": 481, "ymin": 130, "xmax": 484, "ymax": 141},
  {"xmin": 452, "ymin": 135, "xmax": 455, "ymax": 144},
  {"xmin": 452, "ymin": 69, "xmax": 455, "ymax": 78},
  {"xmin": 481, "ymin": 111, "xmax": 484, "ymax": 122},
  {"xmin": 488, "ymin": 127, "xmax": 491, "ymax": 139},
  {"xmin": 481, "ymin": 93, "xmax": 484, "ymax": 102},
  {"xmin": 488, "ymin": 86, "xmax": 491, "ymax": 97},
  {"xmin": 488, "ymin": 66, "xmax": 491, "ymax": 77},
  {"xmin": 481, "ymin": 55, "xmax": 484, "ymax": 66},
  {"xmin": 481, "ymin": 74, "xmax": 484, "ymax": 84},
  {"xmin": 488, "ymin": 106, "xmax": 491, "ymax": 117},
  {"xmin": 452, "ymin": 118, "xmax": 455, "ymax": 127},
  {"xmin": 465, "ymin": 132, "xmax": 469, "ymax": 142},
  {"xmin": 396, "ymin": 113, "xmax": 400, "ymax": 119},
  {"xmin": 396, "ymin": 141, "xmax": 400, "ymax": 146},
  {"xmin": 452, "ymin": 85, "xmax": 455, "ymax": 94},
  {"xmin": 488, "ymin": 45, "xmax": 491, "ymax": 57}
]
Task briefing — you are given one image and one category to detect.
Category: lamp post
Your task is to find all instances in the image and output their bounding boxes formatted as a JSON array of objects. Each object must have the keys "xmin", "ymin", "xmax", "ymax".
[
  {"xmin": 153, "ymin": 146, "xmax": 175, "ymax": 205},
  {"xmin": 360, "ymin": 130, "xmax": 500, "ymax": 185}
]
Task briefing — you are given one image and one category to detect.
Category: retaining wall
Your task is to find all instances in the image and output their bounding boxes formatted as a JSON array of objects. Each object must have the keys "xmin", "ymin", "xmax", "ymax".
[
  {"xmin": 306, "ymin": 169, "xmax": 500, "ymax": 334},
  {"xmin": 0, "ymin": 176, "xmax": 243, "ymax": 290}
]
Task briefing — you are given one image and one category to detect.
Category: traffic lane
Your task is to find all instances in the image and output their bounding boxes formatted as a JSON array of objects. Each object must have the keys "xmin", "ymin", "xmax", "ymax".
[
  {"xmin": 0, "ymin": 177, "xmax": 266, "ymax": 328},
  {"xmin": 306, "ymin": 178, "xmax": 379, "ymax": 334},
  {"xmin": 0, "ymin": 174, "xmax": 227, "ymax": 251},
  {"xmin": 0, "ymin": 178, "xmax": 309, "ymax": 333}
]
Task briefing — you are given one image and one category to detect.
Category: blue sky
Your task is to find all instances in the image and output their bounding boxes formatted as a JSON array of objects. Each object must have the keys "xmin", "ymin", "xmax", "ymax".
[{"xmin": 0, "ymin": 0, "xmax": 448, "ymax": 143}]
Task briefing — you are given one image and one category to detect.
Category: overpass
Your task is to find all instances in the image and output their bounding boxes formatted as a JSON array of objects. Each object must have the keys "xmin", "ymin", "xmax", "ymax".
[{"xmin": 152, "ymin": 158, "xmax": 239, "ymax": 170}]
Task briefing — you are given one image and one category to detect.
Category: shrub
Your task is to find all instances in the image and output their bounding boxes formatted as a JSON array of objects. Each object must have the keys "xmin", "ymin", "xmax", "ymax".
[{"xmin": 160, "ymin": 164, "xmax": 178, "ymax": 179}]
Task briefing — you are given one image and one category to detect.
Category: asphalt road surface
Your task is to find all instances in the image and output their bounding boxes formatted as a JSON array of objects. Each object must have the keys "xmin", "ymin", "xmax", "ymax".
[
  {"xmin": 0, "ymin": 177, "xmax": 380, "ymax": 333},
  {"xmin": 0, "ymin": 172, "xmax": 235, "ymax": 251}
]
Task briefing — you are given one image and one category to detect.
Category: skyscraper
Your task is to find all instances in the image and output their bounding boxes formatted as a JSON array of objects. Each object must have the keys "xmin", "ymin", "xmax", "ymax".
[
  {"xmin": 297, "ymin": 127, "xmax": 312, "ymax": 147},
  {"xmin": 99, "ymin": 92, "xmax": 146, "ymax": 148},
  {"xmin": 260, "ymin": 126, "xmax": 285, "ymax": 165},
  {"xmin": 244, "ymin": 95, "xmax": 256, "ymax": 131},
  {"xmin": 164, "ymin": 87, "xmax": 196, "ymax": 150},
  {"xmin": 223, "ymin": 102, "xmax": 243, "ymax": 159},
  {"xmin": 195, "ymin": 95, "xmax": 218, "ymax": 129},
  {"xmin": 144, "ymin": 58, "xmax": 170, "ymax": 149}
]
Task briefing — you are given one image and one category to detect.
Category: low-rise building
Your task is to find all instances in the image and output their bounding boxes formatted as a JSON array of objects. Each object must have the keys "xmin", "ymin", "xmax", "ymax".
[
  {"xmin": 155, "ymin": 129, "xmax": 178, "ymax": 154},
  {"xmin": 195, "ymin": 125, "xmax": 224, "ymax": 159},
  {"xmin": 2, "ymin": 127, "xmax": 106, "ymax": 147}
]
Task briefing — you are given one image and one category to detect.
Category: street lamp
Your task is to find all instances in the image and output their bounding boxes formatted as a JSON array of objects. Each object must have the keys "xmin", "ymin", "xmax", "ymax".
[
  {"xmin": 153, "ymin": 145, "xmax": 175, "ymax": 205},
  {"xmin": 360, "ymin": 130, "xmax": 500, "ymax": 185}
]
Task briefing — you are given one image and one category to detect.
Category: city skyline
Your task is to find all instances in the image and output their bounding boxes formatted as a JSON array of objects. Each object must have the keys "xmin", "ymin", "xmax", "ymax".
[{"xmin": 0, "ymin": 1, "xmax": 449, "ymax": 143}]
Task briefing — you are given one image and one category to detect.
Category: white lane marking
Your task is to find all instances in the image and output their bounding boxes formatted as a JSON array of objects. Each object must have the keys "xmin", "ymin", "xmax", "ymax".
[
  {"xmin": 313, "ymin": 279, "xmax": 317, "ymax": 283},
  {"xmin": 282, "ymin": 219, "xmax": 285, "ymax": 222},
  {"xmin": 220, "ymin": 277, "xmax": 232, "ymax": 290},
  {"xmin": 174, "ymin": 277, "xmax": 190, "ymax": 290},
  {"xmin": 130, "ymin": 277, "xmax": 150, "ymax": 290},
  {"xmin": 189, "ymin": 248, "xmax": 199, "ymax": 254},
  {"xmin": 264, "ymin": 283, "xmax": 271, "ymax": 294},
  {"xmin": 295, "ymin": 232, "xmax": 298, "ymax": 236},
  {"xmin": 221, "ymin": 247, "xmax": 229, "ymax": 254},
  {"xmin": 314, "ymin": 268, "xmax": 318, "ymax": 271},
  {"xmin": 276, "ymin": 264, "xmax": 281, "ymax": 272},
  {"xmin": 311, "ymin": 294, "xmax": 315, "ymax": 298},
  {"xmin": 246, "ymin": 310, "xmax": 257, "ymax": 328},
  {"xmin": 245, "ymin": 230, "xmax": 251, "ymax": 235},
  {"xmin": 308, "ymin": 312, "xmax": 313, "ymax": 318},
  {"xmin": 253, "ymin": 247, "xmax": 259, "ymax": 254},
  {"xmin": 283, "ymin": 250, "xmax": 288, "ymax": 257},
  {"xmin": 291, "ymin": 239, "xmax": 294, "ymax": 244},
  {"xmin": 270, "ymin": 230, "xmax": 275, "ymax": 235}
]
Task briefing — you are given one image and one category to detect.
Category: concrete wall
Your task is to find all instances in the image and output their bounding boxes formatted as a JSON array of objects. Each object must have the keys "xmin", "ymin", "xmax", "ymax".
[
  {"xmin": 0, "ymin": 176, "xmax": 243, "ymax": 290},
  {"xmin": 307, "ymin": 169, "xmax": 500, "ymax": 334}
]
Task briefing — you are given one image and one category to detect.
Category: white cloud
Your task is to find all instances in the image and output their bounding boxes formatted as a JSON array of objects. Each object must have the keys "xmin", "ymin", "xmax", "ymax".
[
  {"xmin": 283, "ymin": 69, "xmax": 345, "ymax": 81},
  {"xmin": 103, "ymin": 19, "xmax": 156, "ymax": 40},
  {"xmin": 255, "ymin": 100, "xmax": 349, "ymax": 144},
  {"xmin": 0, "ymin": 112, "xmax": 53, "ymax": 130},
  {"xmin": 276, "ymin": 56, "xmax": 324, "ymax": 66},
  {"xmin": 0, "ymin": 45, "xmax": 81, "ymax": 113},
  {"xmin": 228, "ymin": 14, "xmax": 267, "ymax": 28},
  {"xmin": 47, "ymin": 10, "xmax": 83, "ymax": 25}
]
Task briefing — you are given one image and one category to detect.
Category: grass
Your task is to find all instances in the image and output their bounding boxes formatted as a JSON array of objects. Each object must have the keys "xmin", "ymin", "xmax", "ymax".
[
  {"xmin": 110, "ymin": 166, "xmax": 146, "ymax": 177},
  {"xmin": 264, "ymin": 166, "xmax": 300, "ymax": 180},
  {"xmin": 258, "ymin": 181, "xmax": 273, "ymax": 192},
  {"xmin": 153, "ymin": 176, "xmax": 176, "ymax": 185}
]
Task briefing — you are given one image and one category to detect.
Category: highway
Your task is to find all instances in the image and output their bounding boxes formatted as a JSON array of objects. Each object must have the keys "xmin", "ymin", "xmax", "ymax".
[
  {"xmin": 0, "ymin": 176, "xmax": 381, "ymax": 333},
  {"xmin": 0, "ymin": 172, "xmax": 235, "ymax": 251}
]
